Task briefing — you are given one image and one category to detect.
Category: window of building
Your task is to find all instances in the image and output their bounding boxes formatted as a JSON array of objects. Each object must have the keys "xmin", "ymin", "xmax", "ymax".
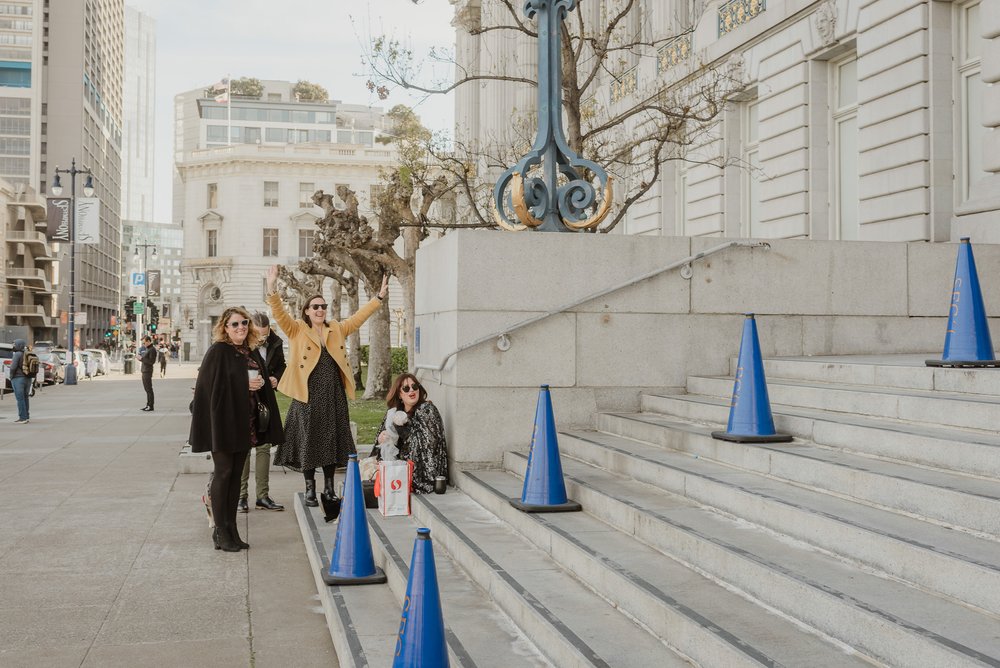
[
  {"xmin": 206, "ymin": 229, "xmax": 217, "ymax": 257},
  {"xmin": 958, "ymin": 0, "xmax": 987, "ymax": 201},
  {"xmin": 206, "ymin": 125, "xmax": 227, "ymax": 142},
  {"xmin": 262, "ymin": 228, "xmax": 279, "ymax": 256},
  {"xmin": 265, "ymin": 127, "xmax": 286, "ymax": 142},
  {"xmin": 263, "ymin": 181, "xmax": 278, "ymax": 207},
  {"xmin": 742, "ymin": 99, "xmax": 761, "ymax": 236},
  {"xmin": 207, "ymin": 183, "xmax": 217, "ymax": 209},
  {"xmin": 299, "ymin": 182, "xmax": 314, "ymax": 208},
  {"xmin": 298, "ymin": 229, "xmax": 315, "ymax": 257},
  {"xmin": 832, "ymin": 55, "xmax": 858, "ymax": 240}
]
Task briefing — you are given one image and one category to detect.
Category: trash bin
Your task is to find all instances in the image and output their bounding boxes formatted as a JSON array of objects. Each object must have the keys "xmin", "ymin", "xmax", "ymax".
[{"xmin": 123, "ymin": 352, "xmax": 135, "ymax": 375}]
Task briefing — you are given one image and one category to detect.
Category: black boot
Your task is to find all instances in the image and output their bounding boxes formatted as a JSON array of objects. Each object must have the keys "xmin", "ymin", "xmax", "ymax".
[
  {"xmin": 304, "ymin": 479, "xmax": 318, "ymax": 507},
  {"xmin": 321, "ymin": 476, "xmax": 341, "ymax": 523},
  {"xmin": 212, "ymin": 527, "xmax": 221, "ymax": 550},
  {"xmin": 229, "ymin": 524, "xmax": 249, "ymax": 550},
  {"xmin": 216, "ymin": 524, "xmax": 241, "ymax": 552}
]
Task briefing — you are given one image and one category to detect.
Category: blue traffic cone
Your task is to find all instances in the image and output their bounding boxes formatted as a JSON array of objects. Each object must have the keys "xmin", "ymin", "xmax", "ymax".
[
  {"xmin": 321, "ymin": 454, "xmax": 387, "ymax": 586},
  {"xmin": 711, "ymin": 314, "xmax": 792, "ymax": 443},
  {"xmin": 393, "ymin": 528, "xmax": 449, "ymax": 668},
  {"xmin": 510, "ymin": 385, "xmax": 582, "ymax": 513},
  {"xmin": 926, "ymin": 238, "xmax": 998, "ymax": 368}
]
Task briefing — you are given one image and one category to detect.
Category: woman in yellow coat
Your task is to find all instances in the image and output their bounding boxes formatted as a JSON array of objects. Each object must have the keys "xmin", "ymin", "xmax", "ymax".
[{"xmin": 266, "ymin": 265, "xmax": 388, "ymax": 513}]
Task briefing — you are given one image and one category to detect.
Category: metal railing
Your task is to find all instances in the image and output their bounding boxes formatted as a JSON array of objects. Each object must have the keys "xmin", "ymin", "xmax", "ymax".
[{"xmin": 415, "ymin": 239, "xmax": 769, "ymax": 376}]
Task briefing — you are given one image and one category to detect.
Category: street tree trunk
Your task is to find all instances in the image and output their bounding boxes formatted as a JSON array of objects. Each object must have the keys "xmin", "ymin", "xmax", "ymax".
[{"xmin": 362, "ymin": 305, "xmax": 392, "ymax": 399}]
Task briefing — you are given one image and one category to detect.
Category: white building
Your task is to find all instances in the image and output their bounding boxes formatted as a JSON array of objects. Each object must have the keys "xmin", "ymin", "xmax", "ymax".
[
  {"xmin": 121, "ymin": 5, "xmax": 155, "ymax": 223},
  {"xmin": 175, "ymin": 80, "xmax": 398, "ymax": 359},
  {"xmin": 452, "ymin": 0, "xmax": 998, "ymax": 243}
]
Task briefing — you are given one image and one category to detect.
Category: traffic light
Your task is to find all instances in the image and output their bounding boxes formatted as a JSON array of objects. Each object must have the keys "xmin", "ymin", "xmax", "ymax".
[{"xmin": 124, "ymin": 297, "xmax": 137, "ymax": 323}]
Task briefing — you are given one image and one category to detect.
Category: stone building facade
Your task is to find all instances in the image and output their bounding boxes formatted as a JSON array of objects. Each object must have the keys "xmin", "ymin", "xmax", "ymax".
[
  {"xmin": 174, "ymin": 80, "xmax": 398, "ymax": 358},
  {"xmin": 452, "ymin": 0, "xmax": 998, "ymax": 243}
]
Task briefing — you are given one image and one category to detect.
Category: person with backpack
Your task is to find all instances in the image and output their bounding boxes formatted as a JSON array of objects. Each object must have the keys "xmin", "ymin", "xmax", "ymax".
[{"xmin": 10, "ymin": 339, "xmax": 33, "ymax": 423}]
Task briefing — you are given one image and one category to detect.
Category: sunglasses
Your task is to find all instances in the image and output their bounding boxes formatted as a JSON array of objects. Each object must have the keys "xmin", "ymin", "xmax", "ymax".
[
  {"xmin": 401, "ymin": 383, "xmax": 420, "ymax": 393},
  {"xmin": 227, "ymin": 319, "xmax": 249, "ymax": 328},
  {"xmin": 308, "ymin": 303, "xmax": 328, "ymax": 311}
]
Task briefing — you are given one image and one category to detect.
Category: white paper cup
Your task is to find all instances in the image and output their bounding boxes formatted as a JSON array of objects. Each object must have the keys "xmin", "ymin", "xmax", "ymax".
[{"xmin": 248, "ymin": 370, "xmax": 260, "ymax": 381}]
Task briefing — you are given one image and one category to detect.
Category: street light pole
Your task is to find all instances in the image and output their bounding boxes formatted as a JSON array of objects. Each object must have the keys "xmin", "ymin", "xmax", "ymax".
[
  {"xmin": 134, "ymin": 241, "xmax": 157, "ymax": 343},
  {"xmin": 51, "ymin": 159, "xmax": 94, "ymax": 386}
]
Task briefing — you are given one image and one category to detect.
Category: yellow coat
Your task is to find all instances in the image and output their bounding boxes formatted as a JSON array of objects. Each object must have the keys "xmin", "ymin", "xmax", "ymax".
[{"xmin": 266, "ymin": 292, "xmax": 383, "ymax": 402}]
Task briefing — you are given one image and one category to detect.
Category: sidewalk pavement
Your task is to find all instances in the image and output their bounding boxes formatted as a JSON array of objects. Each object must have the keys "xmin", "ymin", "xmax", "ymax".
[{"xmin": 0, "ymin": 365, "xmax": 337, "ymax": 667}]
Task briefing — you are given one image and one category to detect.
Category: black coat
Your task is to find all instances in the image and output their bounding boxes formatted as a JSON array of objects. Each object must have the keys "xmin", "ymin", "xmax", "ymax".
[
  {"xmin": 259, "ymin": 330, "xmax": 286, "ymax": 382},
  {"xmin": 140, "ymin": 345, "xmax": 157, "ymax": 374},
  {"xmin": 188, "ymin": 342, "xmax": 285, "ymax": 453}
]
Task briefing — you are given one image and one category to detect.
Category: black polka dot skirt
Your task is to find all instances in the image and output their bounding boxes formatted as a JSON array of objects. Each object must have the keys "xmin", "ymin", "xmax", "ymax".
[{"xmin": 273, "ymin": 347, "xmax": 356, "ymax": 471}]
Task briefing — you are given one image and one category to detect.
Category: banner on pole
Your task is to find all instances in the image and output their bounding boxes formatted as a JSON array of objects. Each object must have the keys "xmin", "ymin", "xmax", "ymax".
[
  {"xmin": 75, "ymin": 198, "xmax": 100, "ymax": 244},
  {"xmin": 46, "ymin": 198, "xmax": 71, "ymax": 242},
  {"xmin": 146, "ymin": 270, "xmax": 161, "ymax": 297}
]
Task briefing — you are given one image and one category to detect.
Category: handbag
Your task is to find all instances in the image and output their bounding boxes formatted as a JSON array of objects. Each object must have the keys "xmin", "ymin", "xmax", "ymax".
[{"xmin": 256, "ymin": 399, "xmax": 270, "ymax": 432}]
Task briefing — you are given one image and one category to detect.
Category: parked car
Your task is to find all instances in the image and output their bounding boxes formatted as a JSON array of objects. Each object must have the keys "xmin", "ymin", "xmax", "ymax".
[
  {"xmin": 33, "ymin": 340, "xmax": 54, "ymax": 355},
  {"xmin": 40, "ymin": 352, "xmax": 64, "ymax": 385},
  {"xmin": 84, "ymin": 348, "xmax": 110, "ymax": 376},
  {"xmin": 0, "ymin": 342, "xmax": 12, "ymax": 393},
  {"xmin": 52, "ymin": 348, "xmax": 89, "ymax": 378}
]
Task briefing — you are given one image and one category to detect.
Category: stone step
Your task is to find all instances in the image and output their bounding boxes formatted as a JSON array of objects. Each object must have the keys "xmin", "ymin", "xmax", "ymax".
[
  {"xmin": 687, "ymin": 375, "xmax": 1000, "ymax": 431},
  {"xmin": 366, "ymin": 503, "xmax": 551, "ymax": 668},
  {"xmin": 457, "ymin": 467, "xmax": 874, "ymax": 668},
  {"xmin": 732, "ymin": 354, "xmax": 1000, "ymax": 396},
  {"xmin": 502, "ymin": 449, "xmax": 1000, "ymax": 668},
  {"xmin": 641, "ymin": 392, "xmax": 1000, "ymax": 479},
  {"xmin": 293, "ymin": 493, "xmax": 549, "ymax": 667},
  {"xmin": 554, "ymin": 429, "xmax": 1000, "ymax": 618},
  {"xmin": 598, "ymin": 411, "xmax": 1000, "ymax": 538},
  {"xmin": 409, "ymin": 488, "xmax": 692, "ymax": 668}
]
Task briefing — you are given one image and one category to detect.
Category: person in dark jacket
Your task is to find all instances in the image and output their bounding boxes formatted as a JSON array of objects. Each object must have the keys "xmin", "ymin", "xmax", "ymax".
[
  {"xmin": 139, "ymin": 335, "xmax": 158, "ymax": 411},
  {"xmin": 238, "ymin": 312, "xmax": 287, "ymax": 512},
  {"xmin": 189, "ymin": 306, "xmax": 284, "ymax": 552},
  {"xmin": 9, "ymin": 338, "xmax": 30, "ymax": 423}
]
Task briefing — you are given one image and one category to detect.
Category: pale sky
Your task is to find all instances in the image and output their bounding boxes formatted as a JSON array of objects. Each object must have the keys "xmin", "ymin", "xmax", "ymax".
[{"xmin": 124, "ymin": 0, "xmax": 457, "ymax": 224}]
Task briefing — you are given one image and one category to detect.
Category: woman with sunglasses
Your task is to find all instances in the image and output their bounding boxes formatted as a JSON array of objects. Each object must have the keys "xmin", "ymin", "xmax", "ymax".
[
  {"xmin": 375, "ymin": 373, "xmax": 448, "ymax": 494},
  {"xmin": 265, "ymin": 265, "xmax": 389, "ymax": 514},
  {"xmin": 189, "ymin": 306, "xmax": 284, "ymax": 552}
]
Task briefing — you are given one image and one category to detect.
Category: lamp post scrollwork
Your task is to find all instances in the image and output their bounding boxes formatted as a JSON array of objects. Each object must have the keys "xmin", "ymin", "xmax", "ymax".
[{"xmin": 492, "ymin": 0, "xmax": 613, "ymax": 233}]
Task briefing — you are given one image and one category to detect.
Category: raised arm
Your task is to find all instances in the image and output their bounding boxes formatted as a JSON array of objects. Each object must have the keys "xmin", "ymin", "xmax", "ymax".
[
  {"xmin": 339, "ymin": 274, "xmax": 389, "ymax": 337},
  {"xmin": 264, "ymin": 265, "xmax": 300, "ymax": 338}
]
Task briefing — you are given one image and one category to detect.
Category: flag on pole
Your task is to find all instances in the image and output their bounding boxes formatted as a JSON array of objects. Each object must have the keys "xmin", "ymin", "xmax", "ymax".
[{"xmin": 214, "ymin": 91, "xmax": 229, "ymax": 103}]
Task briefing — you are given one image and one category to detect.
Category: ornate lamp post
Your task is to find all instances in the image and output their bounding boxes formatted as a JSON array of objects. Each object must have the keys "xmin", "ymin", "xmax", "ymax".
[
  {"xmin": 493, "ymin": 0, "xmax": 613, "ymax": 232},
  {"xmin": 51, "ymin": 159, "xmax": 94, "ymax": 386}
]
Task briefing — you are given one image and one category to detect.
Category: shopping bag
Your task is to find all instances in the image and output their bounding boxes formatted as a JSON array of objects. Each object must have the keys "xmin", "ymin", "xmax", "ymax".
[{"xmin": 376, "ymin": 460, "xmax": 413, "ymax": 517}]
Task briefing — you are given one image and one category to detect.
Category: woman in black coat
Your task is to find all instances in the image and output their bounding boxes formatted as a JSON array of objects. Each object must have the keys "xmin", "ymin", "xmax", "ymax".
[{"xmin": 189, "ymin": 306, "xmax": 284, "ymax": 552}]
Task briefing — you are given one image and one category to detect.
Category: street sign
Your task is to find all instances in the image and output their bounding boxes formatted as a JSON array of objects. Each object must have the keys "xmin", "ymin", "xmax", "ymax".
[
  {"xmin": 132, "ymin": 301, "xmax": 145, "ymax": 315},
  {"xmin": 131, "ymin": 272, "xmax": 145, "ymax": 287},
  {"xmin": 75, "ymin": 311, "xmax": 87, "ymax": 325}
]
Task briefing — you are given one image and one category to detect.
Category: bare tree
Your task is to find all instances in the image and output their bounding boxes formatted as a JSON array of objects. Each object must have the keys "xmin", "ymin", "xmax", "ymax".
[{"xmin": 363, "ymin": 0, "xmax": 745, "ymax": 232}]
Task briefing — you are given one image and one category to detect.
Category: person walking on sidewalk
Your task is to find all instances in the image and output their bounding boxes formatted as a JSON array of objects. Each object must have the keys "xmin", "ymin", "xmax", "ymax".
[
  {"xmin": 265, "ymin": 265, "xmax": 388, "ymax": 514},
  {"xmin": 139, "ymin": 336, "xmax": 157, "ymax": 411},
  {"xmin": 189, "ymin": 306, "xmax": 284, "ymax": 552},
  {"xmin": 10, "ymin": 339, "xmax": 30, "ymax": 423},
  {"xmin": 157, "ymin": 343, "xmax": 168, "ymax": 378},
  {"xmin": 239, "ymin": 312, "xmax": 287, "ymax": 512}
]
